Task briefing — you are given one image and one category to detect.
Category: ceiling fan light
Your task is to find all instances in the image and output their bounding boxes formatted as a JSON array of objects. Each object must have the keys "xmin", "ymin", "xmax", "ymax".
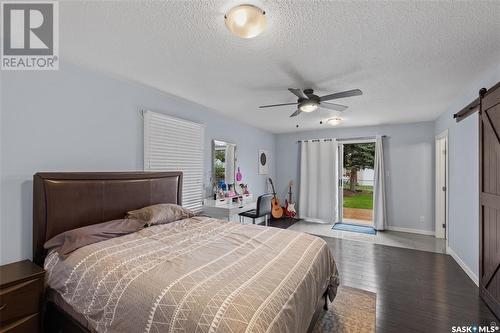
[
  {"xmin": 224, "ymin": 5, "xmax": 267, "ymax": 38},
  {"xmin": 327, "ymin": 117, "xmax": 343, "ymax": 126},
  {"xmin": 299, "ymin": 101, "xmax": 319, "ymax": 113}
]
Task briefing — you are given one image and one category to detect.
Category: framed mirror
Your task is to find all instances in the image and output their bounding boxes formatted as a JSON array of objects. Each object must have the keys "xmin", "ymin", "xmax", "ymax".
[{"xmin": 212, "ymin": 140, "xmax": 237, "ymax": 187}]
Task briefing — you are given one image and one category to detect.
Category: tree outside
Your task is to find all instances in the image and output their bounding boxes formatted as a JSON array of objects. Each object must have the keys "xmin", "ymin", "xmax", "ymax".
[
  {"xmin": 214, "ymin": 149, "xmax": 226, "ymax": 183},
  {"xmin": 343, "ymin": 143, "xmax": 375, "ymax": 192}
]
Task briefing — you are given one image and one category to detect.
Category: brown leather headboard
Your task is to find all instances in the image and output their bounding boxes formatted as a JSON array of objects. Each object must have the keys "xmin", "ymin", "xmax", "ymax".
[{"xmin": 33, "ymin": 172, "xmax": 182, "ymax": 266}]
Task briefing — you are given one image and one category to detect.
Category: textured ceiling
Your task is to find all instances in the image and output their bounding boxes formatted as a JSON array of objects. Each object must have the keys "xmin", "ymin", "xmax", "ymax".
[{"xmin": 60, "ymin": 0, "xmax": 500, "ymax": 133}]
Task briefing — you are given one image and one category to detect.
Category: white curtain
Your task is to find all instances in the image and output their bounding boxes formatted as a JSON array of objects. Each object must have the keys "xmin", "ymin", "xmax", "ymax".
[
  {"xmin": 299, "ymin": 139, "xmax": 338, "ymax": 223},
  {"xmin": 373, "ymin": 135, "xmax": 387, "ymax": 230}
]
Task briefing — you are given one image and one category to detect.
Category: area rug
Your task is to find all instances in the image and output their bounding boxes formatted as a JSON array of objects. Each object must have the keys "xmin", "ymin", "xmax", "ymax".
[
  {"xmin": 332, "ymin": 223, "xmax": 377, "ymax": 235},
  {"xmin": 312, "ymin": 285, "xmax": 376, "ymax": 333}
]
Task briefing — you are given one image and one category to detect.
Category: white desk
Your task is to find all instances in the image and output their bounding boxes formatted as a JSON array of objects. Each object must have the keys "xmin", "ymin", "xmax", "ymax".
[{"xmin": 202, "ymin": 196, "xmax": 256, "ymax": 221}]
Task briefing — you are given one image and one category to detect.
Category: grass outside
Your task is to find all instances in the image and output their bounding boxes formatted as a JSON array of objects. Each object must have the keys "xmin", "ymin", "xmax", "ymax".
[{"xmin": 343, "ymin": 184, "xmax": 373, "ymax": 210}]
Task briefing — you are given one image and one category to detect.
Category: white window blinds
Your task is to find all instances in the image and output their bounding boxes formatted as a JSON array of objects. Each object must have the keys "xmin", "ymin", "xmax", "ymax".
[{"xmin": 143, "ymin": 110, "xmax": 204, "ymax": 213}]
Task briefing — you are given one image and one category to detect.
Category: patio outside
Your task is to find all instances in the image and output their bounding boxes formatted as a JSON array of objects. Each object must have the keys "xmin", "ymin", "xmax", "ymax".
[{"xmin": 343, "ymin": 183, "xmax": 373, "ymax": 226}]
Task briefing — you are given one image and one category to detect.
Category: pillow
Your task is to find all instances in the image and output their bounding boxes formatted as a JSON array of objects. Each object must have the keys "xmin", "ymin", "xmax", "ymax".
[
  {"xmin": 126, "ymin": 203, "xmax": 194, "ymax": 226},
  {"xmin": 44, "ymin": 218, "xmax": 146, "ymax": 257}
]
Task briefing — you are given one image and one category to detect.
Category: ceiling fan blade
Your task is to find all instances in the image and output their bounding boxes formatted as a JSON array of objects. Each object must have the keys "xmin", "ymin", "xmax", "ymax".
[
  {"xmin": 319, "ymin": 89, "xmax": 363, "ymax": 102},
  {"xmin": 320, "ymin": 102, "xmax": 348, "ymax": 112},
  {"xmin": 290, "ymin": 110, "xmax": 301, "ymax": 117},
  {"xmin": 259, "ymin": 102, "xmax": 298, "ymax": 109},
  {"xmin": 288, "ymin": 88, "xmax": 308, "ymax": 99}
]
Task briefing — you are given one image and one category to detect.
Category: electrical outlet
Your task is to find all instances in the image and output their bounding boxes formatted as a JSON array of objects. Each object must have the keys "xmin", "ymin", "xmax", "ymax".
[{"xmin": 419, "ymin": 216, "xmax": 425, "ymax": 223}]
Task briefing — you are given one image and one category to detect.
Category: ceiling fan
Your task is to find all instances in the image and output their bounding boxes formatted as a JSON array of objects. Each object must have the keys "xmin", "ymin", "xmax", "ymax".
[{"xmin": 259, "ymin": 88, "xmax": 363, "ymax": 117}]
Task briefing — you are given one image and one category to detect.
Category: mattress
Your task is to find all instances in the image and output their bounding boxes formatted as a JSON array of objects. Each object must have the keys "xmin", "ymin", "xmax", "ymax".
[{"xmin": 45, "ymin": 216, "xmax": 339, "ymax": 333}]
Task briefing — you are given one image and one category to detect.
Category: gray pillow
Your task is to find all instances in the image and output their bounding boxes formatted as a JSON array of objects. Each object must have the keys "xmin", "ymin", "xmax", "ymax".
[
  {"xmin": 126, "ymin": 203, "xmax": 194, "ymax": 226},
  {"xmin": 44, "ymin": 218, "xmax": 145, "ymax": 257}
]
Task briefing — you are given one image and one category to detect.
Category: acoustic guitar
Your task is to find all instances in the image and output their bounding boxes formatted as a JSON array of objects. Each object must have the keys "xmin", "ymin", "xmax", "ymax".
[{"xmin": 268, "ymin": 178, "xmax": 284, "ymax": 219}]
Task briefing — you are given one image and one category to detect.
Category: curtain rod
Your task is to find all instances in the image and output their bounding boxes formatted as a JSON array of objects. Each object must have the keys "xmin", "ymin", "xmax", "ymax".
[{"xmin": 297, "ymin": 135, "xmax": 386, "ymax": 143}]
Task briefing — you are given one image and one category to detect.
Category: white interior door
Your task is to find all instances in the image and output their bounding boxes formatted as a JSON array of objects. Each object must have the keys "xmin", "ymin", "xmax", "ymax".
[{"xmin": 435, "ymin": 131, "xmax": 448, "ymax": 239}]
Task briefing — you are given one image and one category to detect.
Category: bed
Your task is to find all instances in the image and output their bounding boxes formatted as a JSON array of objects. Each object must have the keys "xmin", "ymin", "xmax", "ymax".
[{"xmin": 33, "ymin": 172, "xmax": 339, "ymax": 333}]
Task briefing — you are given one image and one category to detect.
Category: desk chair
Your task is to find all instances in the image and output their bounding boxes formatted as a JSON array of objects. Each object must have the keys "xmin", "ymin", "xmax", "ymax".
[{"xmin": 238, "ymin": 194, "xmax": 273, "ymax": 226}]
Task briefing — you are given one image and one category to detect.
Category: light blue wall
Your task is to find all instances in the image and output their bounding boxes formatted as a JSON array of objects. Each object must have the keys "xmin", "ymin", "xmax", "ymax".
[
  {"xmin": 0, "ymin": 63, "xmax": 276, "ymax": 265},
  {"xmin": 275, "ymin": 122, "xmax": 435, "ymax": 233},
  {"xmin": 435, "ymin": 112, "xmax": 479, "ymax": 279},
  {"xmin": 434, "ymin": 64, "xmax": 500, "ymax": 281}
]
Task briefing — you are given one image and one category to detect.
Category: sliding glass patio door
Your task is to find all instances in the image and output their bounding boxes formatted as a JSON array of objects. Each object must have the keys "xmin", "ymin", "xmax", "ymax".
[
  {"xmin": 337, "ymin": 144, "xmax": 344, "ymax": 223},
  {"xmin": 337, "ymin": 140, "xmax": 376, "ymax": 226}
]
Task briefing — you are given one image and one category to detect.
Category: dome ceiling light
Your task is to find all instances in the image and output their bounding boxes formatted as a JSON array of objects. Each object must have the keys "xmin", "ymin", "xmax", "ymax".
[
  {"xmin": 299, "ymin": 100, "xmax": 319, "ymax": 113},
  {"xmin": 224, "ymin": 4, "xmax": 267, "ymax": 38},
  {"xmin": 327, "ymin": 117, "xmax": 343, "ymax": 126}
]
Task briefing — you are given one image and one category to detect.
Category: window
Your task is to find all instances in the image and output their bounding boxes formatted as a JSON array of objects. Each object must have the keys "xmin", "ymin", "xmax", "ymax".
[{"xmin": 143, "ymin": 110, "xmax": 204, "ymax": 212}]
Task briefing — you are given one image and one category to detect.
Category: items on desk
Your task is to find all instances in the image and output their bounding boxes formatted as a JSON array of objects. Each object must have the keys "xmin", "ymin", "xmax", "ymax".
[
  {"xmin": 227, "ymin": 184, "xmax": 236, "ymax": 198},
  {"xmin": 213, "ymin": 181, "xmax": 227, "ymax": 199},
  {"xmin": 240, "ymin": 183, "xmax": 249, "ymax": 195},
  {"xmin": 212, "ymin": 181, "xmax": 251, "ymax": 202},
  {"xmin": 235, "ymin": 183, "xmax": 243, "ymax": 196},
  {"xmin": 218, "ymin": 181, "xmax": 227, "ymax": 191}
]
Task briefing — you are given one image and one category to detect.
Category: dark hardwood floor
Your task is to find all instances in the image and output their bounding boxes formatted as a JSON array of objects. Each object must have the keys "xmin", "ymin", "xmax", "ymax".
[
  {"xmin": 319, "ymin": 236, "xmax": 497, "ymax": 332},
  {"xmin": 266, "ymin": 219, "xmax": 496, "ymax": 331},
  {"xmin": 267, "ymin": 217, "xmax": 301, "ymax": 229}
]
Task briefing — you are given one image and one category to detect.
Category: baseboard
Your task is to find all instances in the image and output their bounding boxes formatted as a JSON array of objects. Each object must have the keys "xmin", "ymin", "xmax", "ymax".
[
  {"xmin": 386, "ymin": 226, "xmax": 435, "ymax": 236},
  {"xmin": 300, "ymin": 216, "xmax": 332, "ymax": 224},
  {"xmin": 446, "ymin": 245, "xmax": 479, "ymax": 286}
]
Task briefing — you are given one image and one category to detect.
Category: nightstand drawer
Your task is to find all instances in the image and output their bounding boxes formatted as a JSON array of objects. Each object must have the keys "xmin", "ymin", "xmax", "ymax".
[
  {"xmin": 0, "ymin": 278, "xmax": 43, "ymax": 326},
  {"xmin": 0, "ymin": 313, "xmax": 39, "ymax": 333}
]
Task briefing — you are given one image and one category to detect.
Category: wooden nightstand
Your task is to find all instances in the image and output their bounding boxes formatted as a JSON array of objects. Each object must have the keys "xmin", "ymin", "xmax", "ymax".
[{"xmin": 0, "ymin": 260, "xmax": 45, "ymax": 333}]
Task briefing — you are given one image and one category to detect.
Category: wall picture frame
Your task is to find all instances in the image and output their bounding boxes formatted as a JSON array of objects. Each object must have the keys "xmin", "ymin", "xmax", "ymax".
[{"xmin": 258, "ymin": 150, "xmax": 269, "ymax": 175}]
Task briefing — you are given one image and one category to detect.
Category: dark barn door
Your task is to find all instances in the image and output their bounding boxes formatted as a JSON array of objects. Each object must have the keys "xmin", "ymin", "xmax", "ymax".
[{"xmin": 480, "ymin": 83, "xmax": 500, "ymax": 318}]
